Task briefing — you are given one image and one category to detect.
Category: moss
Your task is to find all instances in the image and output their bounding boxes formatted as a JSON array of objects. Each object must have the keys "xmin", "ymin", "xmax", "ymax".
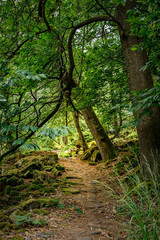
[
  {"xmin": 32, "ymin": 209, "xmax": 49, "ymax": 215},
  {"xmin": 0, "ymin": 214, "xmax": 9, "ymax": 222},
  {"xmin": 51, "ymin": 168, "xmax": 59, "ymax": 177},
  {"xmin": 81, "ymin": 146, "xmax": 99, "ymax": 161},
  {"xmin": 19, "ymin": 197, "xmax": 58, "ymax": 210},
  {"xmin": 15, "ymin": 184, "xmax": 28, "ymax": 191},
  {"xmin": 33, "ymin": 170, "xmax": 54, "ymax": 181},
  {"xmin": 38, "ymin": 197, "xmax": 58, "ymax": 207},
  {"xmin": 55, "ymin": 164, "xmax": 65, "ymax": 172},
  {"xmin": 4, "ymin": 168, "xmax": 19, "ymax": 176},
  {"xmin": 11, "ymin": 236, "xmax": 25, "ymax": 240},
  {"xmin": 18, "ymin": 199, "xmax": 40, "ymax": 211},
  {"xmin": 2, "ymin": 185, "xmax": 12, "ymax": 195},
  {"xmin": 43, "ymin": 165, "xmax": 53, "ymax": 171},
  {"xmin": 7, "ymin": 176, "xmax": 24, "ymax": 186},
  {"xmin": 89, "ymin": 150, "xmax": 102, "ymax": 164},
  {"xmin": 26, "ymin": 183, "xmax": 45, "ymax": 192},
  {"xmin": 40, "ymin": 187, "xmax": 55, "ymax": 193},
  {"xmin": 32, "ymin": 179, "xmax": 43, "ymax": 185},
  {"xmin": 61, "ymin": 187, "xmax": 80, "ymax": 194},
  {"xmin": 10, "ymin": 190, "xmax": 20, "ymax": 196},
  {"xmin": 0, "ymin": 222, "xmax": 10, "ymax": 230},
  {"xmin": 0, "ymin": 177, "xmax": 7, "ymax": 192},
  {"xmin": 21, "ymin": 162, "xmax": 42, "ymax": 175}
]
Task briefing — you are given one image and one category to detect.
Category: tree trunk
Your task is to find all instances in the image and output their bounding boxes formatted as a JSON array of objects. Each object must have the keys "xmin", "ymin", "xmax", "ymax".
[
  {"xmin": 116, "ymin": 1, "xmax": 160, "ymax": 177},
  {"xmin": 81, "ymin": 107, "xmax": 116, "ymax": 162},
  {"xmin": 73, "ymin": 110, "xmax": 88, "ymax": 152}
]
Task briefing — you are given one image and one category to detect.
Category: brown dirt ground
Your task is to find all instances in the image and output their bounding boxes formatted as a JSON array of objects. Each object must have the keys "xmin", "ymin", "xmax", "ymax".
[{"xmin": 1, "ymin": 155, "xmax": 129, "ymax": 240}]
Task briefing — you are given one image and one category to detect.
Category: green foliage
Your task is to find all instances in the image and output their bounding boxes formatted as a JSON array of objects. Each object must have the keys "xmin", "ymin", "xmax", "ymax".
[
  {"xmin": 118, "ymin": 161, "xmax": 160, "ymax": 239},
  {"xmin": 131, "ymin": 86, "xmax": 160, "ymax": 125},
  {"xmin": 39, "ymin": 126, "xmax": 71, "ymax": 139},
  {"xmin": 11, "ymin": 212, "xmax": 48, "ymax": 227}
]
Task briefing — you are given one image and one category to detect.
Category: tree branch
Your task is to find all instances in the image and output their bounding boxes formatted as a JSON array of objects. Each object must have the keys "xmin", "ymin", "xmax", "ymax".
[{"xmin": 0, "ymin": 93, "xmax": 63, "ymax": 162}]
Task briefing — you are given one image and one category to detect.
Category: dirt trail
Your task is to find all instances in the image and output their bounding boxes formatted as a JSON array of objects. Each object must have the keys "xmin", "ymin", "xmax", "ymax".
[
  {"xmin": 52, "ymin": 156, "xmax": 128, "ymax": 240},
  {"xmin": 3, "ymin": 155, "xmax": 128, "ymax": 240}
]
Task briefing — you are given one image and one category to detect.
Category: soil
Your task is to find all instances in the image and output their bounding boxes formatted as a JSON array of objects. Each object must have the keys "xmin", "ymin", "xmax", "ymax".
[{"xmin": 1, "ymin": 155, "xmax": 129, "ymax": 240}]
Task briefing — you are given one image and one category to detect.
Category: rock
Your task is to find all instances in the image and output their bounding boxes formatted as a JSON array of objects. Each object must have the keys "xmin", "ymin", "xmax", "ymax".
[
  {"xmin": 89, "ymin": 150, "xmax": 102, "ymax": 165},
  {"xmin": 89, "ymin": 231, "xmax": 102, "ymax": 235},
  {"xmin": 81, "ymin": 146, "xmax": 98, "ymax": 161},
  {"xmin": 21, "ymin": 162, "xmax": 42, "ymax": 175},
  {"xmin": 7, "ymin": 176, "xmax": 24, "ymax": 186},
  {"xmin": 61, "ymin": 187, "xmax": 80, "ymax": 194},
  {"xmin": 18, "ymin": 199, "xmax": 41, "ymax": 210}
]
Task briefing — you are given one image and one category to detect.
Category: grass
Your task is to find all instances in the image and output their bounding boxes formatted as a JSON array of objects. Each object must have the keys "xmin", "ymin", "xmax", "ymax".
[{"xmin": 118, "ymin": 157, "xmax": 160, "ymax": 240}]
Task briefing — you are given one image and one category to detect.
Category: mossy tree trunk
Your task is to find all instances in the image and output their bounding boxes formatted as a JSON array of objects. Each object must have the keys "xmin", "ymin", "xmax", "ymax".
[
  {"xmin": 81, "ymin": 107, "xmax": 116, "ymax": 162},
  {"xmin": 73, "ymin": 110, "xmax": 88, "ymax": 152},
  {"xmin": 116, "ymin": 0, "xmax": 160, "ymax": 178}
]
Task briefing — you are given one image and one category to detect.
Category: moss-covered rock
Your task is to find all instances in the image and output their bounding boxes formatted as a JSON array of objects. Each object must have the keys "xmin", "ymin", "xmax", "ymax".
[
  {"xmin": 2, "ymin": 185, "xmax": 12, "ymax": 195},
  {"xmin": 89, "ymin": 150, "xmax": 102, "ymax": 165},
  {"xmin": 81, "ymin": 146, "xmax": 98, "ymax": 161},
  {"xmin": 18, "ymin": 199, "xmax": 41, "ymax": 210},
  {"xmin": 11, "ymin": 236, "xmax": 25, "ymax": 240},
  {"xmin": 32, "ymin": 209, "xmax": 49, "ymax": 215},
  {"xmin": 40, "ymin": 187, "xmax": 55, "ymax": 193},
  {"xmin": 10, "ymin": 190, "xmax": 20, "ymax": 196},
  {"xmin": 61, "ymin": 187, "xmax": 80, "ymax": 194},
  {"xmin": 21, "ymin": 162, "xmax": 42, "ymax": 175},
  {"xmin": 15, "ymin": 184, "xmax": 28, "ymax": 191},
  {"xmin": 43, "ymin": 165, "xmax": 53, "ymax": 171},
  {"xmin": 55, "ymin": 164, "xmax": 65, "ymax": 172},
  {"xmin": 26, "ymin": 183, "xmax": 45, "ymax": 192},
  {"xmin": 19, "ymin": 197, "xmax": 58, "ymax": 210},
  {"xmin": 7, "ymin": 176, "xmax": 24, "ymax": 186},
  {"xmin": 38, "ymin": 197, "xmax": 58, "ymax": 207},
  {"xmin": 33, "ymin": 170, "xmax": 54, "ymax": 181}
]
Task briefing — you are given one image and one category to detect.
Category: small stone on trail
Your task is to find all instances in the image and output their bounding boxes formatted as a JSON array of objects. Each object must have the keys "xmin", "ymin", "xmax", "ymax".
[{"xmin": 89, "ymin": 230, "xmax": 102, "ymax": 235}]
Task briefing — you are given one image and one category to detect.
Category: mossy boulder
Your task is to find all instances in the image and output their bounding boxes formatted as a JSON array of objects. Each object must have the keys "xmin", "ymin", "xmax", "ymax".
[
  {"xmin": 55, "ymin": 164, "xmax": 65, "ymax": 172},
  {"xmin": 18, "ymin": 199, "xmax": 41, "ymax": 210},
  {"xmin": 7, "ymin": 176, "xmax": 24, "ymax": 186},
  {"xmin": 18, "ymin": 197, "xmax": 58, "ymax": 210},
  {"xmin": 21, "ymin": 162, "xmax": 42, "ymax": 175},
  {"xmin": 33, "ymin": 170, "xmax": 54, "ymax": 181},
  {"xmin": 10, "ymin": 190, "xmax": 20, "ymax": 196},
  {"xmin": 26, "ymin": 183, "xmax": 45, "ymax": 192},
  {"xmin": 38, "ymin": 197, "xmax": 58, "ymax": 207},
  {"xmin": 81, "ymin": 146, "xmax": 98, "ymax": 161},
  {"xmin": 43, "ymin": 165, "xmax": 53, "ymax": 171},
  {"xmin": 61, "ymin": 187, "xmax": 80, "ymax": 194},
  {"xmin": 89, "ymin": 150, "xmax": 102, "ymax": 165}
]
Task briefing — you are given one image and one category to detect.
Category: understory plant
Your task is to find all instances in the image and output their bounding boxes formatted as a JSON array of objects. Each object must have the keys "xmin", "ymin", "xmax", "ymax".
[{"xmin": 119, "ymin": 157, "xmax": 160, "ymax": 240}]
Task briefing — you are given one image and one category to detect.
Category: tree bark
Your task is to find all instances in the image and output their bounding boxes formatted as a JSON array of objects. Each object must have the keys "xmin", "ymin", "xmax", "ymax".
[
  {"xmin": 81, "ymin": 107, "xmax": 116, "ymax": 162},
  {"xmin": 73, "ymin": 110, "xmax": 88, "ymax": 152},
  {"xmin": 116, "ymin": 1, "xmax": 160, "ymax": 177}
]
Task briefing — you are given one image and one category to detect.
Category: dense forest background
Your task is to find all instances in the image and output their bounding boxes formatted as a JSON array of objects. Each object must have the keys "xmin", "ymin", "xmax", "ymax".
[
  {"xmin": 1, "ymin": 0, "xmax": 160, "ymax": 176},
  {"xmin": 0, "ymin": 0, "xmax": 160, "ymax": 238}
]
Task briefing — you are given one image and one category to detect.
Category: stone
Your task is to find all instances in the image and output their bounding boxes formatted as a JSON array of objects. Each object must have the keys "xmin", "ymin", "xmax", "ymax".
[{"xmin": 81, "ymin": 146, "xmax": 98, "ymax": 161}]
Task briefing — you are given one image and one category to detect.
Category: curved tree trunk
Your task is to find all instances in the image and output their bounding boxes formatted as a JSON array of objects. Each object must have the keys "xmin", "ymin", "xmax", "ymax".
[
  {"xmin": 116, "ymin": 1, "xmax": 160, "ymax": 178},
  {"xmin": 81, "ymin": 107, "xmax": 116, "ymax": 162},
  {"xmin": 73, "ymin": 110, "xmax": 88, "ymax": 152}
]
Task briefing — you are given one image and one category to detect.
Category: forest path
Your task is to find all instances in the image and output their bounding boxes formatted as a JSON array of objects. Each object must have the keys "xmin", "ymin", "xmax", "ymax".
[
  {"xmin": 5, "ymin": 155, "xmax": 128, "ymax": 240},
  {"xmin": 50, "ymin": 155, "xmax": 128, "ymax": 240}
]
